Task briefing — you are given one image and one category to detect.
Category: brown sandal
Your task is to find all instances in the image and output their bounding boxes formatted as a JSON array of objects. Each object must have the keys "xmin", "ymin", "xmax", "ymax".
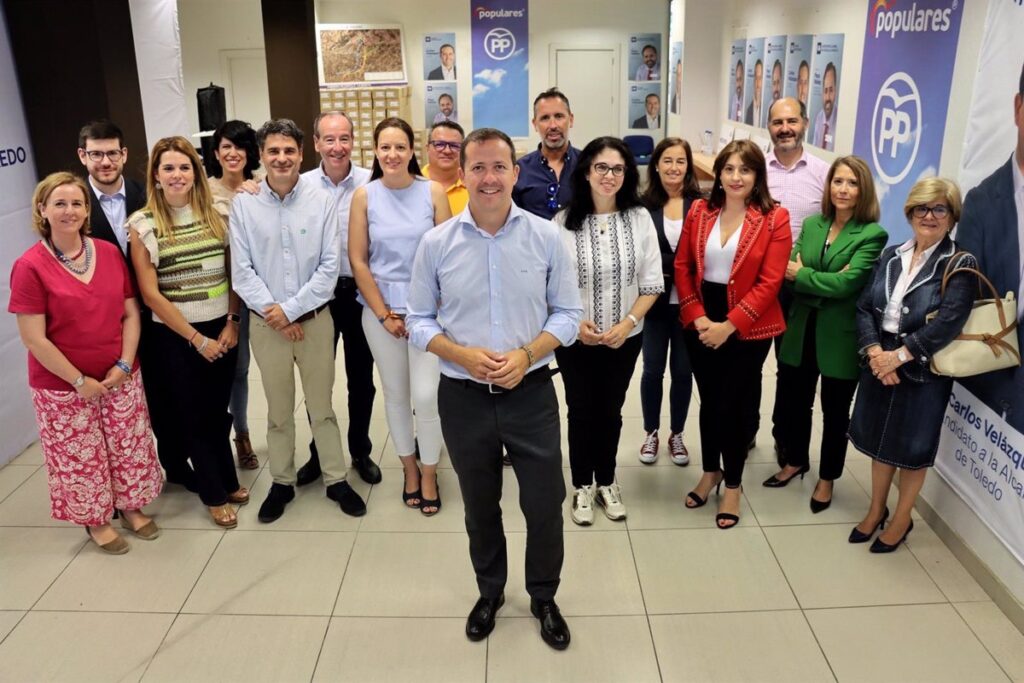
[
  {"xmin": 234, "ymin": 432, "xmax": 259, "ymax": 470},
  {"xmin": 209, "ymin": 504, "xmax": 238, "ymax": 528},
  {"xmin": 226, "ymin": 488, "xmax": 250, "ymax": 506}
]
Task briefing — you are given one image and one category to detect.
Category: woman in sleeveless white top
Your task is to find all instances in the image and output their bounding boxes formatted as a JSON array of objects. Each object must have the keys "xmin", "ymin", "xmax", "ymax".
[{"xmin": 349, "ymin": 118, "xmax": 452, "ymax": 515}]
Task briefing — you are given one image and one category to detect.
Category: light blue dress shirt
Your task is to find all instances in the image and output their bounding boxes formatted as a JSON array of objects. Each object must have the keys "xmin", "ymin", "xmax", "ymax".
[
  {"xmin": 230, "ymin": 175, "xmax": 340, "ymax": 323},
  {"xmin": 406, "ymin": 203, "xmax": 582, "ymax": 381},
  {"xmin": 89, "ymin": 176, "xmax": 127, "ymax": 253},
  {"xmin": 302, "ymin": 162, "xmax": 371, "ymax": 278}
]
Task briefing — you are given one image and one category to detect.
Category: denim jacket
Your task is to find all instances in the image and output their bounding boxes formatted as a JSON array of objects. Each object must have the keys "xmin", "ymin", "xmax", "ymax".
[{"xmin": 855, "ymin": 235, "xmax": 977, "ymax": 383}]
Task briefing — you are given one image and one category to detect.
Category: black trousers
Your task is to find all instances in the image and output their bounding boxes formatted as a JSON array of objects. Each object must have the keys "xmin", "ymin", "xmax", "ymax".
[
  {"xmin": 685, "ymin": 283, "xmax": 772, "ymax": 488},
  {"xmin": 438, "ymin": 370, "xmax": 565, "ymax": 601},
  {"xmin": 555, "ymin": 335, "xmax": 643, "ymax": 488},
  {"xmin": 309, "ymin": 277, "xmax": 376, "ymax": 461},
  {"xmin": 775, "ymin": 313, "xmax": 858, "ymax": 480},
  {"xmin": 138, "ymin": 315, "xmax": 172, "ymax": 469},
  {"xmin": 748, "ymin": 286, "xmax": 793, "ymax": 446},
  {"xmin": 146, "ymin": 317, "xmax": 240, "ymax": 505}
]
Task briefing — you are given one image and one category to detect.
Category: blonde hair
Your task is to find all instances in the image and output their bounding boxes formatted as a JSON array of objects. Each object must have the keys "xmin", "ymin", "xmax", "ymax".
[
  {"xmin": 143, "ymin": 136, "xmax": 225, "ymax": 241},
  {"xmin": 32, "ymin": 172, "xmax": 90, "ymax": 239},
  {"xmin": 903, "ymin": 177, "xmax": 962, "ymax": 224}
]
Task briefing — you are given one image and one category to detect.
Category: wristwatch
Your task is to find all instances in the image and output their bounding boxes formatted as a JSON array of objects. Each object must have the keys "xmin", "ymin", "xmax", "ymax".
[
  {"xmin": 72, "ymin": 374, "xmax": 85, "ymax": 389},
  {"xmin": 896, "ymin": 348, "xmax": 910, "ymax": 363}
]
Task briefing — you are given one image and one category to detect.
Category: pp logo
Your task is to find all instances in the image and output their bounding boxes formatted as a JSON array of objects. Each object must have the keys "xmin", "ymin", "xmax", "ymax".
[
  {"xmin": 484, "ymin": 28, "xmax": 515, "ymax": 60},
  {"xmin": 871, "ymin": 71, "xmax": 921, "ymax": 185}
]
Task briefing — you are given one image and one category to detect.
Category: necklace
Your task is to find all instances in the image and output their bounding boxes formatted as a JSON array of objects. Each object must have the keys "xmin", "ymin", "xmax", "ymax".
[{"xmin": 50, "ymin": 237, "xmax": 92, "ymax": 275}]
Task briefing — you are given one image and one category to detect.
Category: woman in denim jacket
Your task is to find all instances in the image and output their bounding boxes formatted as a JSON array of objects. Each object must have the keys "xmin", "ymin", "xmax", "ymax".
[{"xmin": 847, "ymin": 178, "xmax": 976, "ymax": 553}]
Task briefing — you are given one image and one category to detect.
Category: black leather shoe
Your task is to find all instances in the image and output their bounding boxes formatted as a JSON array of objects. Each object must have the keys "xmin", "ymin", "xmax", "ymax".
[
  {"xmin": 762, "ymin": 464, "xmax": 810, "ymax": 488},
  {"xmin": 466, "ymin": 594, "xmax": 504, "ymax": 641},
  {"xmin": 870, "ymin": 520, "xmax": 913, "ymax": 553},
  {"xmin": 530, "ymin": 598, "xmax": 570, "ymax": 650},
  {"xmin": 849, "ymin": 507, "xmax": 890, "ymax": 543},
  {"xmin": 258, "ymin": 483, "xmax": 295, "ymax": 523},
  {"xmin": 296, "ymin": 452, "xmax": 322, "ymax": 487},
  {"xmin": 352, "ymin": 456, "xmax": 382, "ymax": 484},
  {"xmin": 326, "ymin": 481, "xmax": 367, "ymax": 517}
]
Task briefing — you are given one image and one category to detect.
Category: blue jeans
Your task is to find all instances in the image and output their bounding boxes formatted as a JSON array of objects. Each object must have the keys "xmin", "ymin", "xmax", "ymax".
[
  {"xmin": 229, "ymin": 307, "xmax": 250, "ymax": 434},
  {"xmin": 639, "ymin": 305, "xmax": 692, "ymax": 434}
]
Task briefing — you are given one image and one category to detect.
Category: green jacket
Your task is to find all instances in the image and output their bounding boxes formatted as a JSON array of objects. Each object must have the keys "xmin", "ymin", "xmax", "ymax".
[{"xmin": 779, "ymin": 214, "xmax": 888, "ymax": 379}]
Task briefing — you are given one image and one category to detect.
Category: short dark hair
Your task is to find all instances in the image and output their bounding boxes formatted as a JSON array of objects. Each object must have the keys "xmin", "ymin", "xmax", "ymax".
[
  {"xmin": 440, "ymin": 43, "xmax": 454, "ymax": 53},
  {"xmin": 708, "ymin": 139, "xmax": 775, "ymax": 214},
  {"xmin": 645, "ymin": 93, "xmax": 659, "ymax": 103},
  {"xmin": 257, "ymin": 118, "xmax": 304, "ymax": 148},
  {"xmin": 563, "ymin": 136, "xmax": 642, "ymax": 232},
  {"xmin": 208, "ymin": 120, "xmax": 260, "ymax": 180},
  {"xmin": 532, "ymin": 88, "xmax": 571, "ymax": 116},
  {"xmin": 430, "ymin": 120, "xmax": 465, "ymax": 139},
  {"xmin": 736, "ymin": 60, "xmax": 743, "ymax": 72},
  {"xmin": 773, "ymin": 59, "xmax": 782, "ymax": 76},
  {"xmin": 370, "ymin": 117, "xmax": 422, "ymax": 180},
  {"xmin": 823, "ymin": 61, "xmax": 837, "ymax": 83},
  {"xmin": 643, "ymin": 44, "xmax": 657, "ymax": 54},
  {"xmin": 78, "ymin": 120, "xmax": 124, "ymax": 149},
  {"xmin": 799, "ymin": 59, "xmax": 809, "ymax": 75},
  {"xmin": 312, "ymin": 110, "xmax": 355, "ymax": 139},
  {"xmin": 438, "ymin": 93, "xmax": 454, "ymax": 104},
  {"xmin": 460, "ymin": 127, "xmax": 516, "ymax": 168},
  {"xmin": 755, "ymin": 59, "xmax": 763, "ymax": 71},
  {"xmin": 643, "ymin": 137, "xmax": 703, "ymax": 208}
]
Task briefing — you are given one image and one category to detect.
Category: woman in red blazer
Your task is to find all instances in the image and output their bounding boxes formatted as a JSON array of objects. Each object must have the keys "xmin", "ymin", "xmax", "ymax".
[{"xmin": 674, "ymin": 139, "xmax": 791, "ymax": 529}]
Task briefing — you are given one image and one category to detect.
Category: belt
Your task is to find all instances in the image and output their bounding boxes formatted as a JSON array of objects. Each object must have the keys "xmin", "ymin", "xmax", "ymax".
[
  {"xmin": 443, "ymin": 365, "xmax": 554, "ymax": 394},
  {"xmin": 337, "ymin": 276, "xmax": 357, "ymax": 289},
  {"xmin": 254, "ymin": 303, "xmax": 328, "ymax": 325}
]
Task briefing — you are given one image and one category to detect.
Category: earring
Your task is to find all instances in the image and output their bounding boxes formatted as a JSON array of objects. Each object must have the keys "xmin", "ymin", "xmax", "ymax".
[{"xmin": 154, "ymin": 181, "xmax": 162, "ymax": 190}]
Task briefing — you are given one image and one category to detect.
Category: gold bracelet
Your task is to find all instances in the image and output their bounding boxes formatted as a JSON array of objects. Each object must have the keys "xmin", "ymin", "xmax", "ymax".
[{"xmin": 520, "ymin": 344, "xmax": 534, "ymax": 366}]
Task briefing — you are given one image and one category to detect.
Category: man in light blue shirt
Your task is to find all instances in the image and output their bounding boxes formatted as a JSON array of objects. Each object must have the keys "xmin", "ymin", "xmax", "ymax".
[
  {"xmin": 406, "ymin": 127, "xmax": 581, "ymax": 651},
  {"xmin": 231, "ymin": 118, "xmax": 366, "ymax": 522}
]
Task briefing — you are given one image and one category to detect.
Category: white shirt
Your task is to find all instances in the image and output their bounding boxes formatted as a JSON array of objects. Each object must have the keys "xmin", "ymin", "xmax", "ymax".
[
  {"xmin": 441, "ymin": 65, "xmax": 455, "ymax": 80},
  {"xmin": 302, "ymin": 162, "xmax": 371, "ymax": 278},
  {"xmin": 1012, "ymin": 150, "xmax": 1024, "ymax": 321},
  {"xmin": 635, "ymin": 64, "xmax": 660, "ymax": 81},
  {"xmin": 704, "ymin": 215, "xmax": 741, "ymax": 284},
  {"xmin": 664, "ymin": 216, "xmax": 683, "ymax": 304},
  {"xmin": 88, "ymin": 176, "xmax": 128, "ymax": 254},
  {"xmin": 882, "ymin": 239, "xmax": 940, "ymax": 333},
  {"xmin": 645, "ymin": 114, "xmax": 660, "ymax": 128}
]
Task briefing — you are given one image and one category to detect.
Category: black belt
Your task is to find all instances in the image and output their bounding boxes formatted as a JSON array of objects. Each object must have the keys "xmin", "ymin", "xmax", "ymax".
[
  {"xmin": 337, "ymin": 276, "xmax": 357, "ymax": 289},
  {"xmin": 443, "ymin": 365, "xmax": 554, "ymax": 394},
  {"xmin": 253, "ymin": 303, "xmax": 328, "ymax": 325}
]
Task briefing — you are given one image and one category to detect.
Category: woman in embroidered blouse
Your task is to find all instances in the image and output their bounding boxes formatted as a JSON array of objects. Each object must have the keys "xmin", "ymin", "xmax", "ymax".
[
  {"xmin": 847, "ymin": 178, "xmax": 976, "ymax": 552},
  {"xmin": 129, "ymin": 136, "xmax": 249, "ymax": 529},
  {"xmin": 553, "ymin": 136, "xmax": 663, "ymax": 526},
  {"xmin": 674, "ymin": 139, "xmax": 792, "ymax": 529}
]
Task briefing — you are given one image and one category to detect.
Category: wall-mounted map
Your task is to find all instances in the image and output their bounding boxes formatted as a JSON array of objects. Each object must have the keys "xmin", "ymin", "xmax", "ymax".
[{"xmin": 316, "ymin": 24, "xmax": 407, "ymax": 85}]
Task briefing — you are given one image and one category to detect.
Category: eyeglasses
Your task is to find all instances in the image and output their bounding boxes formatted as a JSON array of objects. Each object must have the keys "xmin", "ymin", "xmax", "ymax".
[
  {"xmin": 546, "ymin": 182, "xmax": 560, "ymax": 212},
  {"xmin": 429, "ymin": 140, "xmax": 462, "ymax": 152},
  {"xmin": 911, "ymin": 204, "xmax": 950, "ymax": 219},
  {"xmin": 83, "ymin": 150, "xmax": 124, "ymax": 162},
  {"xmin": 592, "ymin": 163, "xmax": 625, "ymax": 177}
]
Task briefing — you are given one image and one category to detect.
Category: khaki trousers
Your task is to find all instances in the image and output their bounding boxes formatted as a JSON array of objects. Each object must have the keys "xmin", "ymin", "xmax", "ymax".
[{"xmin": 249, "ymin": 310, "xmax": 347, "ymax": 485}]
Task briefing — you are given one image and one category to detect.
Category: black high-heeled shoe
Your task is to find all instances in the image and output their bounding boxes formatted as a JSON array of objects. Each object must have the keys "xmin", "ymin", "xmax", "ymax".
[
  {"xmin": 849, "ymin": 507, "xmax": 890, "ymax": 543},
  {"xmin": 715, "ymin": 484, "xmax": 742, "ymax": 529},
  {"xmin": 809, "ymin": 480, "xmax": 833, "ymax": 514},
  {"xmin": 762, "ymin": 464, "xmax": 810, "ymax": 488},
  {"xmin": 685, "ymin": 471, "xmax": 723, "ymax": 509},
  {"xmin": 870, "ymin": 520, "xmax": 913, "ymax": 553}
]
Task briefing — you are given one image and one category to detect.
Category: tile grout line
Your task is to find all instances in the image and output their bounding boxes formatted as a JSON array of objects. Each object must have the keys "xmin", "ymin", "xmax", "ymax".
[
  {"xmin": 0, "ymin": 464, "xmax": 42, "ymax": 506},
  {"xmin": 310, "ymin": 518, "xmax": 362, "ymax": 681},
  {"xmin": 623, "ymin": 513, "xmax": 666, "ymax": 683},
  {"xmin": 947, "ymin": 603, "xmax": 1015, "ymax": 682}
]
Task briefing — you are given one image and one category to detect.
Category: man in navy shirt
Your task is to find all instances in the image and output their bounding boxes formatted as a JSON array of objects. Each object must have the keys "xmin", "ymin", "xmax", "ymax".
[{"xmin": 512, "ymin": 88, "xmax": 580, "ymax": 219}]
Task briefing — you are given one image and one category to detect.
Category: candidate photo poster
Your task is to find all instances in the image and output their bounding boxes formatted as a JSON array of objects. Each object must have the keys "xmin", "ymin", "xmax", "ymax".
[
  {"xmin": 807, "ymin": 34, "xmax": 845, "ymax": 151},
  {"xmin": 425, "ymin": 82, "xmax": 458, "ymax": 125},
  {"xmin": 423, "ymin": 32, "xmax": 456, "ymax": 81},
  {"xmin": 629, "ymin": 33, "xmax": 662, "ymax": 82},
  {"xmin": 763, "ymin": 35, "xmax": 787, "ymax": 128},
  {"xmin": 784, "ymin": 34, "xmax": 813, "ymax": 119},
  {"xmin": 728, "ymin": 39, "xmax": 746, "ymax": 122},
  {"xmin": 742, "ymin": 38, "xmax": 765, "ymax": 128},
  {"xmin": 668, "ymin": 41, "xmax": 683, "ymax": 116},
  {"xmin": 628, "ymin": 82, "xmax": 662, "ymax": 130}
]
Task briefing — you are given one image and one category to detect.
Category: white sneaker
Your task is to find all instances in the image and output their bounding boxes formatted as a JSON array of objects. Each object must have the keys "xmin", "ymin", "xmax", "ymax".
[
  {"xmin": 668, "ymin": 432, "xmax": 690, "ymax": 466},
  {"xmin": 596, "ymin": 483, "xmax": 627, "ymax": 521},
  {"xmin": 571, "ymin": 485, "xmax": 595, "ymax": 526},
  {"xmin": 639, "ymin": 431, "xmax": 659, "ymax": 464}
]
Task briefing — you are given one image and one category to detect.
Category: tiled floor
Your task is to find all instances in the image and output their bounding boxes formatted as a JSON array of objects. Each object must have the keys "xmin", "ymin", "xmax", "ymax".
[{"xmin": 1, "ymin": 356, "xmax": 1022, "ymax": 682}]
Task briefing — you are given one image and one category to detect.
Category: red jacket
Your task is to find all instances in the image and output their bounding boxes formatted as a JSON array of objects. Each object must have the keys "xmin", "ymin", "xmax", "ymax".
[{"xmin": 674, "ymin": 199, "xmax": 792, "ymax": 340}]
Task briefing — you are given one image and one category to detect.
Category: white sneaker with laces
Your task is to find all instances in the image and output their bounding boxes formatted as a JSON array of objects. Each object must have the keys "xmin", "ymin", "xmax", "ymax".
[
  {"xmin": 571, "ymin": 485, "xmax": 595, "ymax": 526},
  {"xmin": 639, "ymin": 431, "xmax": 659, "ymax": 464},
  {"xmin": 596, "ymin": 483, "xmax": 627, "ymax": 520},
  {"xmin": 668, "ymin": 432, "xmax": 690, "ymax": 466}
]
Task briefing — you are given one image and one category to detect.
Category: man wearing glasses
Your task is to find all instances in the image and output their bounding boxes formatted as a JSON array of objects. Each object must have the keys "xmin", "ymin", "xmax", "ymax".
[
  {"xmin": 423, "ymin": 121, "xmax": 468, "ymax": 215},
  {"xmin": 513, "ymin": 88, "xmax": 579, "ymax": 219},
  {"xmin": 77, "ymin": 120, "xmax": 145, "ymax": 258}
]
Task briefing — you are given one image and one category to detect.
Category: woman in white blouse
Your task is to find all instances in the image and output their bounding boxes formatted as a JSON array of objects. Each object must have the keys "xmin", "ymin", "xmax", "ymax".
[{"xmin": 554, "ymin": 137, "xmax": 663, "ymax": 526}]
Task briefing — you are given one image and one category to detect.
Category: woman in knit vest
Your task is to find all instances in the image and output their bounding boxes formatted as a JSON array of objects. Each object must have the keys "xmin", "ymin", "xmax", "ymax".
[{"xmin": 129, "ymin": 136, "xmax": 249, "ymax": 529}]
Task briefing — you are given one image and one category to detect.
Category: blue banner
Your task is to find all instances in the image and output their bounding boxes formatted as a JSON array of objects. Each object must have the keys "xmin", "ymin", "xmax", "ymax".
[
  {"xmin": 471, "ymin": 0, "xmax": 528, "ymax": 137},
  {"xmin": 852, "ymin": 0, "xmax": 963, "ymax": 244}
]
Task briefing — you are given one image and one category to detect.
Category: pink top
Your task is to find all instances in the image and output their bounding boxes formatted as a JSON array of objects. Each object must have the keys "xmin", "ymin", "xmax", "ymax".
[
  {"xmin": 766, "ymin": 148, "xmax": 830, "ymax": 242},
  {"xmin": 8, "ymin": 239, "xmax": 135, "ymax": 391}
]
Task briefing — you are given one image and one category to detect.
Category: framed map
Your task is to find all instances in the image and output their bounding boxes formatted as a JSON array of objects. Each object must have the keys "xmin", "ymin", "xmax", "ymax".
[{"xmin": 316, "ymin": 24, "xmax": 407, "ymax": 85}]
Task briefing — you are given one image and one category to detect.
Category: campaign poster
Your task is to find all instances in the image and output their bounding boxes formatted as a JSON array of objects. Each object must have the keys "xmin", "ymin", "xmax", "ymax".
[
  {"xmin": 763, "ymin": 35, "xmax": 787, "ymax": 127},
  {"xmin": 784, "ymin": 34, "xmax": 813, "ymax": 117},
  {"xmin": 425, "ymin": 82, "xmax": 458, "ymax": 125},
  {"xmin": 728, "ymin": 40, "xmax": 746, "ymax": 122},
  {"xmin": 423, "ymin": 32, "xmax": 456, "ymax": 81},
  {"xmin": 471, "ymin": 0, "xmax": 528, "ymax": 136},
  {"xmin": 807, "ymin": 34, "xmax": 845, "ymax": 151},
  {"xmin": 851, "ymin": 0, "xmax": 962, "ymax": 244},
  {"xmin": 629, "ymin": 33, "xmax": 662, "ymax": 81},
  {"xmin": 668, "ymin": 41, "xmax": 683, "ymax": 115},
  {"xmin": 742, "ymin": 38, "xmax": 765, "ymax": 128},
  {"xmin": 628, "ymin": 82, "xmax": 662, "ymax": 130}
]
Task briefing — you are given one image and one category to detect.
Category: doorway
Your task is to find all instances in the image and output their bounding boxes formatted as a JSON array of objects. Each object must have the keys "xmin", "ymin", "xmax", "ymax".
[{"xmin": 550, "ymin": 46, "xmax": 619, "ymax": 148}]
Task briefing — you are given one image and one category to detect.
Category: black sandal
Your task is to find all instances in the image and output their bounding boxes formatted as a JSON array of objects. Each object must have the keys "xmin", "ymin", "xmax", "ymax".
[
  {"xmin": 420, "ymin": 486, "xmax": 442, "ymax": 517},
  {"xmin": 684, "ymin": 472, "xmax": 723, "ymax": 509},
  {"xmin": 403, "ymin": 487, "xmax": 422, "ymax": 508}
]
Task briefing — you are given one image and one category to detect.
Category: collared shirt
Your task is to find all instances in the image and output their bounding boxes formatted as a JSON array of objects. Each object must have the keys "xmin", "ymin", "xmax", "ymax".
[
  {"xmin": 406, "ymin": 203, "xmax": 583, "ymax": 381},
  {"xmin": 766, "ymin": 148, "xmax": 829, "ymax": 241},
  {"xmin": 89, "ymin": 176, "xmax": 127, "ymax": 253},
  {"xmin": 423, "ymin": 163, "xmax": 469, "ymax": 215},
  {"xmin": 441, "ymin": 65, "xmax": 455, "ymax": 80},
  {"xmin": 645, "ymin": 114, "xmax": 660, "ymax": 128},
  {"xmin": 433, "ymin": 111, "xmax": 457, "ymax": 124},
  {"xmin": 635, "ymin": 64, "xmax": 660, "ymax": 81},
  {"xmin": 512, "ymin": 144, "xmax": 580, "ymax": 220},
  {"xmin": 302, "ymin": 161, "xmax": 371, "ymax": 278},
  {"xmin": 229, "ymin": 175, "xmax": 340, "ymax": 323},
  {"xmin": 812, "ymin": 107, "xmax": 837, "ymax": 150},
  {"xmin": 882, "ymin": 239, "xmax": 941, "ymax": 333}
]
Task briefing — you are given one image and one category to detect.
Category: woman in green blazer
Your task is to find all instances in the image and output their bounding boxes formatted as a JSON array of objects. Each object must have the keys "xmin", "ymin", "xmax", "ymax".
[{"xmin": 762, "ymin": 156, "xmax": 888, "ymax": 512}]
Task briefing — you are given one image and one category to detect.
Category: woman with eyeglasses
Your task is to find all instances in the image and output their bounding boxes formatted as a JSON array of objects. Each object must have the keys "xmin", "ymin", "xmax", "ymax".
[
  {"xmin": 847, "ymin": 178, "xmax": 976, "ymax": 552},
  {"xmin": 553, "ymin": 137, "xmax": 663, "ymax": 525},
  {"xmin": 349, "ymin": 117, "xmax": 452, "ymax": 515}
]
